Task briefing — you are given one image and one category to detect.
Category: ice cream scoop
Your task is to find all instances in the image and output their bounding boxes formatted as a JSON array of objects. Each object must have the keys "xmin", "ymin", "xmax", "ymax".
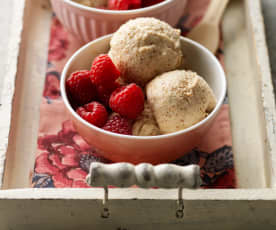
[
  {"xmin": 146, "ymin": 70, "xmax": 217, "ymax": 134},
  {"xmin": 109, "ymin": 17, "xmax": 183, "ymax": 86},
  {"xmin": 132, "ymin": 102, "xmax": 160, "ymax": 136}
]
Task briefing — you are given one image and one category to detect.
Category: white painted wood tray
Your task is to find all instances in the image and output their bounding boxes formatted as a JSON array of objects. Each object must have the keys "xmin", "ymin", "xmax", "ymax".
[{"xmin": 1, "ymin": 0, "xmax": 276, "ymax": 229}]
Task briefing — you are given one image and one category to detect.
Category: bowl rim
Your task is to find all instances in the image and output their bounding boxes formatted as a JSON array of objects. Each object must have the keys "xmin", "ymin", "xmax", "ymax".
[
  {"xmin": 61, "ymin": 34, "xmax": 227, "ymax": 140},
  {"xmin": 62, "ymin": 0, "xmax": 175, "ymax": 15}
]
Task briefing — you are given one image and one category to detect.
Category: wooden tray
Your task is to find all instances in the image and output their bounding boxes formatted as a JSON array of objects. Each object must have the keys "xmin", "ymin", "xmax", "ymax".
[{"xmin": 1, "ymin": 0, "xmax": 276, "ymax": 228}]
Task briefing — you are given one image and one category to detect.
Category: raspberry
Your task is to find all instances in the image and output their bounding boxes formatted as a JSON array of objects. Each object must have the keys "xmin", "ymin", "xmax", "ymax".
[
  {"xmin": 76, "ymin": 102, "xmax": 108, "ymax": 127},
  {"xmin": 142, "ymin": 0, "xmax": 164, "ymax": 7},
  {"xmin": 109, "ymin": 83, "xmax": 144, "ymax": 119},
  {"xmin": 90, "ymin": 54, "xmax": 120, "ymax": 87},
  {"xmin": 97, "ymin": 81, "xmax": 120, "ymax": 107},
  {"xmin": 66, "ymin": 70, "xmax": 96, "ymax": 106},
  {"xmin": 129, "ymin": 0, "xmax": 141, "ymax": 9},
  {"xmin": 103, "ymin": 114, "xmax": 132, "ymax": 135},
  {"xmin": 108, "ymin": 0, "xmax": 130, "ymax": 10}
]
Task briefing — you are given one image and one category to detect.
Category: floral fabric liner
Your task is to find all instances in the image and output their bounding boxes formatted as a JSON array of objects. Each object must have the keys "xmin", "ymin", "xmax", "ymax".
[{"xmin": 32, "ymin": 0, "xmax": 236, "ymax": 189}]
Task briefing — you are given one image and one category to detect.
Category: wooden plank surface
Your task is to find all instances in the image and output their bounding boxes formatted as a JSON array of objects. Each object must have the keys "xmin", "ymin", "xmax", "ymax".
[
  {"xmin": 2, "ymin": 0, "xmax": 52, "ymax": 189},
  {"xmin": 0, "ymin": 0, "xmax": 25, "ymax": 188},
  {"xmin": 0, "ymin": 1, "xmax": 14, "ymax": 101},
  {"xmin": 245, "ymin": 0, "xmax": 276, "ymax": 188},
  {"xmin": 222, "ymin": 0, "xmax": 268, "ymax": 188},
  {"xmin": 261, "ymin": 0, "xmax": 276, "ymax": 187},
  {"xmin": 0, "ymin": 188, "xmax": 276, "ymax": 229},
  {"xmin": 262, "ymin": 0, "xmax": 276, "ymax": 96}
]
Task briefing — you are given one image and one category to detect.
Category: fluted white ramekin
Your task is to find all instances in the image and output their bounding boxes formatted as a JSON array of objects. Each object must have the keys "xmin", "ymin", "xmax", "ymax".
[{"xmin": 50, "ymin": 0, "xmax": 187, "ymax": 44}]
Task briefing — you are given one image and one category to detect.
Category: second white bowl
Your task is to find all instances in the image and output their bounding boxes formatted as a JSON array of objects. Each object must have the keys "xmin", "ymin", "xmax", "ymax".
[{"xmin": 50, "ymin": 0, "xmax": 187, "ymax": 43}]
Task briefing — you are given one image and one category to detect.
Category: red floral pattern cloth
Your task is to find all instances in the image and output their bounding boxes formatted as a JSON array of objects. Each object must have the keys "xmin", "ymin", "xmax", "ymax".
[{"xmin": 32, "ymin": 0, "xmax": 236, "ymax": 189}]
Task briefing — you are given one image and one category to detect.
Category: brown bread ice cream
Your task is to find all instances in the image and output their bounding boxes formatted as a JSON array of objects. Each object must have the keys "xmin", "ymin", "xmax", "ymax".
[
  {"xmin": 132, "ymin": 102, "xmax": 160, "ymax": 136},
  {"xmin": 146, "ymin": 70, "xmax": 217, "ymax": 134},
  {"xmin": 109, "ymin": 17, "xmax": 183, "ymax": 87}
]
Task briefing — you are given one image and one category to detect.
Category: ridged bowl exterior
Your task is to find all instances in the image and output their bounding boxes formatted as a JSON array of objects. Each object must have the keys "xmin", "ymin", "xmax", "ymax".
[{"xmin": 50, "ymin": 0, "xmax": 187, "ymax": 43}]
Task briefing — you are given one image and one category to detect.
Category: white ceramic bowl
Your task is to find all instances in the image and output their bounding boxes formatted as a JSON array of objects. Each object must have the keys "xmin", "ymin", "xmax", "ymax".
[
  {"xmin": 50, "ymin": 0, "xmax": 187, "ymax": 44},
  {"xmin": 60, "ymin": 35, "xmax": 227, "ymax": 164}
]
